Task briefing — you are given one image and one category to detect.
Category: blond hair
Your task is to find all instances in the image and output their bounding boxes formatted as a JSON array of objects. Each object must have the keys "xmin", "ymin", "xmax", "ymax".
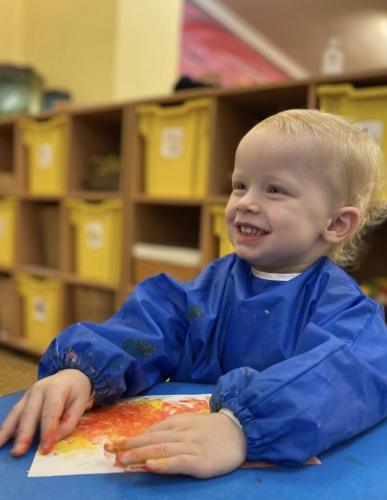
[{"xmin": 256, "ymin": 109, "xmax": 387, "ymax": 268}]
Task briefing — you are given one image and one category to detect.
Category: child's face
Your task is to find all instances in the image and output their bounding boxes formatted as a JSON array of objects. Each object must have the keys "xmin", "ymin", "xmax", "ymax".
[{"xmin": 225, "ymin": 127, "xmax": 342, "ymax": 273}]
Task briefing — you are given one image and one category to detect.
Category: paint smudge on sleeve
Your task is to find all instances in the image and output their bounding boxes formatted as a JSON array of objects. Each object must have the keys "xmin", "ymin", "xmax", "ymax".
[
  {"xmin": 121, "ymin": 339, "xmax": 156, "ymax": 357},
  {"xmin": 188, "ymin": 304, "xmax": 203, "ymax": 320}
]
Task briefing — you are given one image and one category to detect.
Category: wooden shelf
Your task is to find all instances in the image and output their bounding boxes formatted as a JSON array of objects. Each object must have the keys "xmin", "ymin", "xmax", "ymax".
[
  {"xmin": 0, "ymin": 335, "xmax": 43, "ymax": 358},
  {"xmin": 15, "ymin": 193, "xmax": 63, "ymax": 201},
  {"xmin": 62, "ymin": 273, "xmax": 118, "ymax": 290},
  {"xmin": 16, "ymin": 265, "xmax": 60, "ymax": 278},
  {"xmin": 133, "ymin": 194, "xmax": 203, "ymax": 206},
  {"xmin": 0, "ymin": 265, "xmax": 14, "ymax": 274},
  {"xmin": 1, "ymin": 70, "xmax": 386, "ymax": 352},
  {"xmin": 66, "ymin": 190, "xmax": 122, "ymax": 200}
]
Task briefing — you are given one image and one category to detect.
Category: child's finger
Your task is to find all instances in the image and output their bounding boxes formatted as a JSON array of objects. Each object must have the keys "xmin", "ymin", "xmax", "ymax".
[
  {"xmin": 0, "ymin": 393, "xmax": 28, "ymax": 447},
  {"xmin": 116, "ymin": 442, "xmax": 190, "ymax": 466},
  {"xmin": 145, "ymin": 454, "xmax": 203, "ymax": 477},
  {"xmin": 39, "ymin": 393, "xmax": 67, "ymax": 454},
  {"xmin": 147, "ymin": 415, "xmax": 185, "ymax": 432},
  {"xmin": 10, "ymin": 391, "xmax": 45, "ymax": 456},
  {"xmin": 105, "ymin": 429, "xmax": 181, "ymax": 453},
  {"xmin": 56, "ymin": 397, "xmax": 89, "ymax": 442}
]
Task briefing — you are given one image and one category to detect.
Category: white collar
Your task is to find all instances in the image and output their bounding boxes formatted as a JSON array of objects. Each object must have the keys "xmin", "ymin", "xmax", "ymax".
[{"xmin": 251, "ymin": 266, "xmax": 301, "ymax": 281}]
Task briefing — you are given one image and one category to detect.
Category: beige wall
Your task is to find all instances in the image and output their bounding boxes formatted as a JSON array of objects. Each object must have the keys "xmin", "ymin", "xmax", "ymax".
[
  {"xmin": 113, "ymin": 0, "xmax": 183, "ymax": 101},
  {"xmin": 22, "ymin": 0, "xmax": 118, "ymax": 103},
  {"xmin": 0, "ymin": 0, "xmax": 183, "ymax": 104},
  {"xmin": 0, "ymin": 0, "xmax": 24, "ymax": 63}
]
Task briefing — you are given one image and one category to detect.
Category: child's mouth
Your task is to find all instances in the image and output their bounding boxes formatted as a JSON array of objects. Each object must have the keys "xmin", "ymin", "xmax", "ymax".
[
  {"xmin": 238, "ymin": 224, "xmax": 266, "ymax": 237},
  {"xmin": 235, "ymin": 224, "xmax": 269, "ymax": 245}
]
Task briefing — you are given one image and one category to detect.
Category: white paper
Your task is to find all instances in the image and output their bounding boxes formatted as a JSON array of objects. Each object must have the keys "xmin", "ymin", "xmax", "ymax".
[{"xmin": 28, "ymin": 394, "xmax": 211, "ymax": 477}]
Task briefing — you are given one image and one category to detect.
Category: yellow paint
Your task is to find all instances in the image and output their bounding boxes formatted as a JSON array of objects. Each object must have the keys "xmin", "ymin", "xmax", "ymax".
[
  {"xmin": 0, "ymin": 0, "xmax": 183, "ymax": 103},
  {"xmin": 146, "ymin": 399, "xmax": 164, "ymax": 409},
  {"xmin": 52, "ymin": 435, "xmax": 96, "ymax": 455}
]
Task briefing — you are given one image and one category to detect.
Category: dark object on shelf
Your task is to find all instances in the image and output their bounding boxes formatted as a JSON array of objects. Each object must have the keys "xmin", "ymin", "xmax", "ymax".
[
  {"xmin": 73, "ymin": 287, "xmax": 114, "ymax": 323},
  {"xmin": 82, "ymin": 154, "xmax": 120, "ymax": 191},
  {"xmin": 174, "ymin": 75, "xmax": 219, "ymax": 91},
  {"xmin": 43, "ymin": 89, "xmax": 71, "ymax": 111},
  {"xmin": 0, "ymin": 64, "xmax": 43, "ymax": 116}
]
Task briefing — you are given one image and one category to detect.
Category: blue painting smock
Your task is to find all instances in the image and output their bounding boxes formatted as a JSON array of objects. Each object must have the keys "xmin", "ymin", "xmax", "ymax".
[{"xmin": 39, "ymin": 255, "xmax": 387, "ymax": 465}]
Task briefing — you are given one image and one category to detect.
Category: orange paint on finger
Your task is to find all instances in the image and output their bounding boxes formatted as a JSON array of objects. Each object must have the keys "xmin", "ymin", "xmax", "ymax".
[
  {"xmin": 11, "ymin": 435, "xmax": 33, "ymax": 456},
  {"xmin": 115, "ymin": 450, "xmax": 131, "ymax": 465},
  {"xmin": 145, "ymin": 458, "xmax": 168, "ymax": 472},
  {"xmin": 60, "ymin": 411, "xmax": 71, "ymax": 424},
  {"xmin": 41, "ymin": 424, "xmax": 58, "ymax": 454}
]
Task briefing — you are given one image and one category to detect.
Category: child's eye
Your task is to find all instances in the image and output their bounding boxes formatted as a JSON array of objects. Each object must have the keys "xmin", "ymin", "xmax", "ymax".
[
  {"xmin": 232, "ymin": 182, "xmax": 246, "ymax": 191},
  {"xmin": 267, "ymin": 184, "xmax": 285, "ymax": 195}
]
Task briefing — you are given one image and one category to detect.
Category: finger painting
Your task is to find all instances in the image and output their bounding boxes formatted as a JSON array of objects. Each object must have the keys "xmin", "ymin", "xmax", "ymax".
[
  {"xmin": 28, "ymin": 394, "xmax": 319, "ymax": 477},
  {"xmin": 28, "ymin": 394, "xmax": 210, "ymax": 477}
]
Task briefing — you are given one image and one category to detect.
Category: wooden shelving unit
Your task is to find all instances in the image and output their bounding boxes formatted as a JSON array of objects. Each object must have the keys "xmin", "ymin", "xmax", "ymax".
[{"xmin": 1, "ymin": 69, "xmax": 387, "ymax": 356}]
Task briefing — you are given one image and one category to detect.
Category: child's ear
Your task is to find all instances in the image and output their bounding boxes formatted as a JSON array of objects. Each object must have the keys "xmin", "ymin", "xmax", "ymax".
[{"xmin": 323, "ymin": 207, "xmax": 361, "ymax": 244}]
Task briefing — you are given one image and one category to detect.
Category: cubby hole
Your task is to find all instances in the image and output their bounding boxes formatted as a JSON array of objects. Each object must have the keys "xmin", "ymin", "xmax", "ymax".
[
  {"xmin": 130, "ymin": 203, "xmax": 202, "ymax": 283},
  {"xmin": 133, "ymin": 203, "xmax": 200, "ymax": 247},
  {"xmin": 17, "ymin": 201, "xmax": 60, "ymax": 269},
  {"xmin": 65, "ymin": 284, "xmax": 115, "ymax": 325},
  {"xmin": 69, "ymin": 108, "xmax": 123, "ymax": 192},
  {"xmin": 0, "ymin": 122, "xmax": 16, "ymax": 193},
  {"xmin": 0, "ymin": 272, "xmax": 21, "ymax": 340}
]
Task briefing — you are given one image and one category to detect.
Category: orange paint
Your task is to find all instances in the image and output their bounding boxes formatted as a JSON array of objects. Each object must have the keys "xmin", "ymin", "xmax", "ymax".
[
  {"xmin": 41, "ymin": 424, "xmax": 58, "ymax": 454},
  {"xmin": 11, "ymin": 435, "xmax": 33, "ymax": 455},
  {"xmin": 60, "ymin": 411, "xmax": 71, "ymax": 424},
  {"xmin": 52, "ymin": 397, "xmax": 209, "ymax": 457},
  {"xmin": 145, "ymin": 458, "xmax": 167, "ymax": 471}
]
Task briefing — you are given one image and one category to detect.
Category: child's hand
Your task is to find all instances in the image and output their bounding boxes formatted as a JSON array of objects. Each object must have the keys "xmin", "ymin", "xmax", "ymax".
[
  {"xmin": 0, "ymin": 369, "xmax": 92, "ymax": 456},
  {"xmin": 105, "ymin": 412, "xmax": 247, "ymax": 478}
]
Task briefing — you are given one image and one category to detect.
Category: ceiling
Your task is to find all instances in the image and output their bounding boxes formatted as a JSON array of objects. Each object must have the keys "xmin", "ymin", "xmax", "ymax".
[{"xmin": 208, "ymin": 0, "xmax": 387, "ymax": 77}]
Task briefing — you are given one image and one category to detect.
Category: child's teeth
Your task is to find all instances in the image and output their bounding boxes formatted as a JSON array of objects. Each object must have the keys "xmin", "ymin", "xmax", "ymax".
[{"xmin": 241, "ymin": 225, "xmax": 260, "ymax": 235}]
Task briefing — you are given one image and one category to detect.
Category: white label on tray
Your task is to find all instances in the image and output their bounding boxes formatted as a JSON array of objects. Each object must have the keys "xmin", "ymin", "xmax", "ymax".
[
  {"xmin": 355, "ymin": 120, "xmax": 384, "ymax": 144},
  {"xmin": 33, "ymin": 296, "xmax": 48, "ymax": 322},
  {"xmin": 38, "ymin": 143, "xmax": 54, "ymax": 168},
  {"xmin": 160, "ymin": 127, "xmax": 184, "ymax": 159},
  {"xmin": 86, "ymin": 222, "xmax": 104, "ymax": 249},
  {"xmin": 0, "ymin": 218, "xmax": 4, "ymax": 238}
]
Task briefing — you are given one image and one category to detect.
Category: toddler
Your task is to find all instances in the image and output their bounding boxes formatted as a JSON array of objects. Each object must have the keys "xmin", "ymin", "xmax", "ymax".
[{"xmin": 1, "ymin": 109, "xmax": 387, "ymax": 479}]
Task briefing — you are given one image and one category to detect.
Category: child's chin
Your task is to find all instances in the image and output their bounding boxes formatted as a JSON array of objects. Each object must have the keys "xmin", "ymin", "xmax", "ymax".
[{"xmin": 234, "ymin": 248, "xmax": 259, "ymax": 264}]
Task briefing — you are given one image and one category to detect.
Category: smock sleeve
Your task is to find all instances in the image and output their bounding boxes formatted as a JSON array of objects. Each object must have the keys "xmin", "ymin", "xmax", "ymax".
[
  {"xmin": 38, "ymin": 274, "xmax": 189, "ymax": 406},
  {"xmin": 211, "ymin": 298, "xmax": 387, "ymax": 464}
]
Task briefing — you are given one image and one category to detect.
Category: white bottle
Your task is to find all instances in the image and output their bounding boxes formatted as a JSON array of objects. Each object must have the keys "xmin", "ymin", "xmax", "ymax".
[{"xmin": 322, "ymin": 37, "xmax": 344, "ymax": 75}]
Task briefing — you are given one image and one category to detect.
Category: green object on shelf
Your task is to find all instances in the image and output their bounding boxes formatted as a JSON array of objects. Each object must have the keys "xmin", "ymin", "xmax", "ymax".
[
  {"xmin": 82, "ymin": 154, "xmax": 120, "ymax": 191},
  {"xmin": 0, "ymin": 65, "xmax": 43, "ymax": 116}
]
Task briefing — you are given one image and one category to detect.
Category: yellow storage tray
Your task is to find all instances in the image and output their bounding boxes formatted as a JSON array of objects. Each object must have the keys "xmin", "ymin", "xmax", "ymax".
[
  {"xmin": 16, "ymin": 273, "xmax": 63, "ymax": 351},
  {"xmin": 20, "ymin": 115, "xmax": 69, "ymax": 195},
  {"xmin": 318, "ymin": 83, "xmax": 387, "ymax": 199},
  {"xmin": 136, "ymin": 98, "xmax": 213, "ymax": 198},
  {"xmin": 67, "ymin": 199, "xmax": 122, "ymax": 284},
  {"xmin": 0, "ymin": 196, "xmax": 16, "ymax": 267},
  {"xmin": 211, "ymin": 205, "xmax": 234, "ymax": 258}
]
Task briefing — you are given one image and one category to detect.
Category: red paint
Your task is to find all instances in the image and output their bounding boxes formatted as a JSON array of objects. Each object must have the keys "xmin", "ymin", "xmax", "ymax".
[
  {"xmin": 11, "ymin": 435, "xmax": 32, "ymax": 455},
  {"xmin": 60, "ymin": 411, "xmax": 71, "ymax": 424},
  {"xmin": 70, "ymin": 397, "xmax": 209, "ymax": 445},
  {"xmin": 42, "ymin": 426, "xmax": 58, "ymax": 454}
]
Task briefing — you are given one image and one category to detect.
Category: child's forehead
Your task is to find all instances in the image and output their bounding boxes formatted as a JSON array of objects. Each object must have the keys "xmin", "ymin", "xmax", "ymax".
[
  {"xmin": 236, "ymin": 126, "xmax": 328, "ymax": 168},
  {"xmin": 239, "ymin": 125, "xmax": 317, "ymax": 150}
]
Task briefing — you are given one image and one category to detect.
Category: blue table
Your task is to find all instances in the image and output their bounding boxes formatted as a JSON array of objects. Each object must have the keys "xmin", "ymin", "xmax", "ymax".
[{"xmin": 1, "ymin": 382, "xmax": 387, "ymax": 500}]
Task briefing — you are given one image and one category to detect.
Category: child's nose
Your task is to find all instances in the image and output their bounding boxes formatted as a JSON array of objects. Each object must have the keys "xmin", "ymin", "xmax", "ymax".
[{"xmin": 236, "ymin": 193, "xmax": 261, "ymax": 213}]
